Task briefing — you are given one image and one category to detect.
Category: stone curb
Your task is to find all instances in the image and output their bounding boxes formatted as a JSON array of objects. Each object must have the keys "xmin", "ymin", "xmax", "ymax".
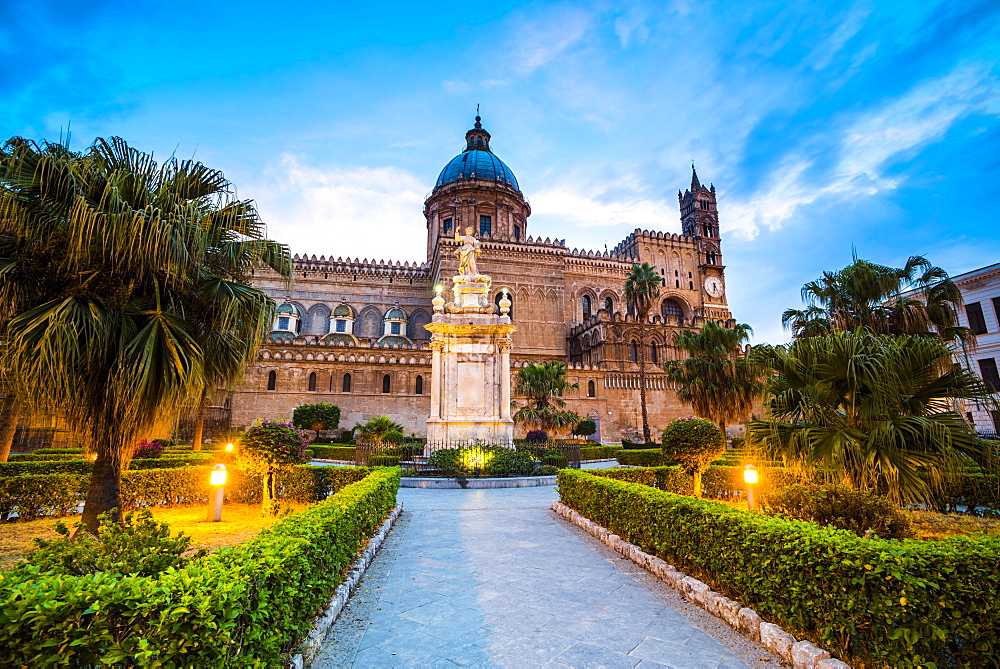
[
  {"xmin": 550, "ymin": 501, "xmax": 850, "ymax": 669},
  {"xmin": 400, "ymin": 475, "xmax": 557, "ymax": 488},
  {"xmin": 289, "ymin": 504, "xmax": 404, "ymax": 669}
]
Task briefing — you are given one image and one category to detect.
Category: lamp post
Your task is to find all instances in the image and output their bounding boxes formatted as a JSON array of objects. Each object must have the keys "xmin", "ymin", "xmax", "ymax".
[
  {"xmin": 208, "ymin": 464, "xmax": 227, "ymax": 522},
  {"xmin": 225, "ymin": 442, "xmax": 234, "ymax": 452},
  {"xmin": 743, "ymin": 465, "xmax": 759, "ymax": 511}
]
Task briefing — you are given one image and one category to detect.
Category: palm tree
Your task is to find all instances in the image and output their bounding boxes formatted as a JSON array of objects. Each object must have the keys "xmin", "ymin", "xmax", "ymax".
[
  {"xmin": 0, "ymin": 136, "xmax": 291, "ymax": 531},
  {"xmin": 354, "ymin": 416, "xmax": 404, "ymax": 445},
  {"xmin": 746, "ymin": 330, "xmax": 995, "ymax": 504},
  {"xmin": 782, "ymin": 255, "xmax": 971, "ymax": 344},
  {"xmin": 624, "ymin": 263, "xmax": 661, "ymax": 442},
  {"xmin": 664, "ymin": 322, "xmax": 763, "ymax": 440},
  {"xmin": 513, "ymin": 361, "xmax": 580, "ymax": 434}
]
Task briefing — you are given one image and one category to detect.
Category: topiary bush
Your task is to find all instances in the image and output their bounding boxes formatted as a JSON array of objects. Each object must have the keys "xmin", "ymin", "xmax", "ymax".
[
  {"xmin": 573, "ymin": 419, "xmax": 597, "ymax": 437},
  {"xmin": 616, "ymin": 449, "xmax": 667, "ymax": 467},
  {"xmin": 25, "ymin": 508, "xmax": 206, "ymax": 576},
  {"xmin": 661, "ymin": 417, "xmax": 725, "ymax": 497},
  {"xmin": 525, "ymin": 430, "xmax": 548, "ymax": 444},
  {"xmin": 763, "ymin": 483, "xmax": 915, "ymax": 539}
]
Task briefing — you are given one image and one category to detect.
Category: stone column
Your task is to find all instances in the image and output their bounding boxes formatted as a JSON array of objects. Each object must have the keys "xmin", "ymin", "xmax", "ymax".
[
  {"xmin": 429, "ymin": 343, "xmax": 442, "ymax": 419},
  {"xmin": 499, "ymin": 343, "xmax": 511, "ymax": 420}
]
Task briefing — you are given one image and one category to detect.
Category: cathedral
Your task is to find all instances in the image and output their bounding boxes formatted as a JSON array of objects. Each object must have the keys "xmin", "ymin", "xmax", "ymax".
[{"xmin": 230, "ymin": 116, "xmax": 735, "ymax": 443}]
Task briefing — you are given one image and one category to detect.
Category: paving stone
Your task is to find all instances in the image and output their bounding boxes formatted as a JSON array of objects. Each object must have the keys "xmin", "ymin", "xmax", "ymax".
[{"xmin": 553, "ymin": 642, "xmax": 641, "ymax": 668}]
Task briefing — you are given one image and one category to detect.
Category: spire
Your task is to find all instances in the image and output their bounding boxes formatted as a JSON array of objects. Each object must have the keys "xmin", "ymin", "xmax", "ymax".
[{"xmin": 691, "ymin": 163, "xmax": 701, "ymax": 190}]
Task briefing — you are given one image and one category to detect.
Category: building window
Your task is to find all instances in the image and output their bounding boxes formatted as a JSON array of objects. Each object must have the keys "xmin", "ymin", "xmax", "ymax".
[
  {"xmin": 443, "ymin": 218, "xmax": 453, "ymax": 234},
  {"xmin": 661, "ymin": 299, "xmax": 683, "ymax": 324},
  {"xmin": 650, "ymin": 343, "xmax": 658, "ymax": 364},
  {"xmin": 391, "ymin": 322, "xmax": 401, "ymax": 335},
  {"xmin": 342, "ymin": 373, "xmax": 352, "ymax": 392},
  {"xmin": 689, "ymin": 281, "xmax": 694, "ymax": 290},
  {"xmin": 675, "ymin": 279, "xmax": 680, "ymax": 288},
  {"xmin": 382, "ymin": 374, "xmax": 391, "ymax": 394},
  {"xmin": 582, "ymin": 295, "xmax": 592, "ymax": 320},
  {"xmin": 587, "ymin": 380, "xmax": 596, "ymax": 397},
  {"xmin": 513, "ymin": 225, "xmax": 521, "ymax": 241},
  {"xmin": 706, "ymin": 252, "xmax": 717, "ymax": 265},
  {"xmin": 415, "ymin": 375, "xmax": 423, "ymax": 395},
  {"xmin": 495, "ymin": 292, "xmax": 512, "ymax": 320},
  {"xmin": 479, "ymin": 215, "xmax": 492, "ymax": 237},
  {"xmin": 308, "ymin": 372, "xmax": 317, "ymax": 391},
  {"xmin": 278, "ymin": 317, "xmax": 289, "ymax": 330},
  {"xmin": 630, "ymin": 341, "xmax": 638, "ymax": 363},
  {"xmin": 336, "ymin": 320, "xmax": 346, "ymax": 333},
  {"xmin": 979, "ymin": 358, "xmax": 1000, "ymax": 391},
  {"xmin": 604, "ymin": 297, "xmax": 613, "ymax": 314},
  {"xmin": 267, "ymin": 370, "xmax": 276, "ymax": 391},
  {"xmin": 967, "ymin": 302, "xmax": 988, "ymax": 335}
]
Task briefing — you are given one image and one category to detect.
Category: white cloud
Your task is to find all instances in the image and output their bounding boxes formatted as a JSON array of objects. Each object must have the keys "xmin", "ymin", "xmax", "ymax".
[
  {"xmin": 725, "ymin": 65, "xmax": 1000, "ymax": 239},
  {"xmin": 531, "ymin": 177, "xmax": 676, "ymax": 237},
  {"xmin": 251, "ymin": 155, "xmax": 428, "ymax": 263},
  {"xmin": 509, "ymin": 8, "xmax": 592, "ymax": 75}
]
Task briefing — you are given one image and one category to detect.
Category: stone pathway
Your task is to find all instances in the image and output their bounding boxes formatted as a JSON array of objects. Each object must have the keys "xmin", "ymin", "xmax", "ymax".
[{"xmin": 314, "ymin": 485, "xmax": 781, "ymax": 668}]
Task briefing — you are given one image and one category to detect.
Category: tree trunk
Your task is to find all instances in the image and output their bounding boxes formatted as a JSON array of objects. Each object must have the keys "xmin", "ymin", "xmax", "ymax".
[
  {"xmin": 693, "ymin": 470, "xmax": 703, "ymax": 498},
  {"xmin": 192, "ymin": 392, "xmax": 207, "ymax": 451},
  {"xmin": 262, "ymin": 467, "xmax": 277, "ymax": 517},
  {"xmin": 81, "ymin": 454, "xmax": 123, "ymax": 533},
  {"xmin": 638, "ymin": 317, "xmax": 650, "ymax": 443},
  {"xmin": 0, "ymin": 395, "xmax": 18, "ymax": 463},
  {"xmin": 720, "ymin": 422, "xmax": 728, "ymax": 448}
]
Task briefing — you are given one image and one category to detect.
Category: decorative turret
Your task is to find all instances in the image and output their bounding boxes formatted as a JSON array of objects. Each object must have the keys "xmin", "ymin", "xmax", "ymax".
[
  {"xmin": 680, "ymin": 164, "xmax": 719, "ymax": 239},
  {"xmin": 465, "ymin": 115, "xmax": 492, "ymax": 152},
  {"xmin": 272, "ymin": 302, "xmax": 300, "ymax": 334}
]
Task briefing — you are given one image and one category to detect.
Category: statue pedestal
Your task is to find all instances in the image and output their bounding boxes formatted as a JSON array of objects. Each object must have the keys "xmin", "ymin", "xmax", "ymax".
[{"xmin": 426, "ymin": 282, "xmax": 515, "ymax": 445}]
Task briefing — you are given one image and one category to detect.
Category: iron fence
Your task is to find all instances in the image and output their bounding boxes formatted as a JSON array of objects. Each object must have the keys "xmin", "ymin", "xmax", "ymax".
[{"xmin": 353, "ymin": 439, "xmax": 581, "ymax": 475}]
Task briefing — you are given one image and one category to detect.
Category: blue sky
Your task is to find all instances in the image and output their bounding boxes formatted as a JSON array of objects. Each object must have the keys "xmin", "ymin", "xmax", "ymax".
[{"xmin": 4, "ymin": 0, "xmax": 999, "ymax": 344}]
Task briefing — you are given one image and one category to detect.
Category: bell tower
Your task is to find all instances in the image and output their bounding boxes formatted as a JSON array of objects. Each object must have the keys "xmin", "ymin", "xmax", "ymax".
[{"xmin": 679, "ymin": 165, "xmax": 720, "ymax": 239}]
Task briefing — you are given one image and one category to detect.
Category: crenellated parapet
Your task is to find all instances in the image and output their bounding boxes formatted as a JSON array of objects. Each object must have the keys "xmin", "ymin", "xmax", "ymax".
[
  {"xmin": 611, "ymin": 228, "xmax": 698, "ymax": 258},
  {"xmin": 290, "ymin": 254, "xmax": 432, "ymax": 280}
]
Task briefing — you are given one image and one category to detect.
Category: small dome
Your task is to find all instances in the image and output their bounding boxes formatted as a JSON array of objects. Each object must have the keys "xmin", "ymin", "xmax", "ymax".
[
  {"xmin": 277, "ymin": 303, "xmax": 296, "ymax": 314},
  {"xmin": 385, "ymin": 305, "xmax": 407, "ymax": 320},
  {"xmin": 333, "ymin": 303, "xmax": 354, "ymax": 317}
]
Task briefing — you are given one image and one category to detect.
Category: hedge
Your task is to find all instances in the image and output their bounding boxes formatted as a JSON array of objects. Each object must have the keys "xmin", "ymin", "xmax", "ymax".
[
  {"xmin": 0, "ymin": 467, "xmax": 400, "ymax": 666},
  {"xmin": 0, "ymin": 465, "xmax": 374, "ymax": 521},
  {"xmin": 579, "ymin": 445, "xmax": 621, "ymax": 461},
  {"xmin": 616, "ymin": 449, "xmax": 668, "ymax": 467},
  {"xmin": 557, "ymin": 469, "xmax": 1000, "ymax": 667},
  {"xmin": 591, "ymin": 465, "xmax": 806, "ymax": 500},
  {"xmin": 0, "ymin": 454, "xmax": 217, "ymax": 476},
  {"xmin": 308, "ymin": 445, "xmax": 356, "ymax": 460},
  {"xmin": 7, "ymin": 453, "xmax": 88, "ymax": 461}
]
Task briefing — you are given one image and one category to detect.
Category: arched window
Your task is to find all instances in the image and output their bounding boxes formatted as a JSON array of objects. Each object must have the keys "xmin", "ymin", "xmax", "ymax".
[
  {"xmin": 267, "ymin": 370, "xmax": 276, "ymax": 391},
  {"xmin": 415, "ymin": 375, "xmax": 424, "ymax": 395},
  {"xmin": 342, "ymin": 373, "xmax": 352, "ymax": 392},
  {"xmin": 661, "ymin": 299, "xmax": 683, "ymax": 325},
  {"xmin": 582, "ymin": 295, "xmax": 592, "ymax": 320},
  {"xmin": 630, "ymin": 341, "xmax": 638, "ymax": 363},
  {"xmin": 604, "ymin": 297, "xmax": 613, "ymax": 314},
  {"xmin": 308, "ymin": 372, "xmax": 317, "ymax": 391},
  {"xmin": 650, "ymin": 343, "xmax": 658, "ymax": 364},
  {"xmin": 382, "ymin": 374, "xmax": 391, "ymax": 394},
  {"xmin": 587, "ymin": 380, "xmax": 596, "ymax": 397},
  {"xmin": 495, "ymin": 292, "xmax": 512, "ymax": 320}
]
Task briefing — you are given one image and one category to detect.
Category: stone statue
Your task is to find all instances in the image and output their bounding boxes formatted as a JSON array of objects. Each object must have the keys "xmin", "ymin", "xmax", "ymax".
[{"xmin": 455, "ymin": 227, "xmax": 480, "ymax": 277}]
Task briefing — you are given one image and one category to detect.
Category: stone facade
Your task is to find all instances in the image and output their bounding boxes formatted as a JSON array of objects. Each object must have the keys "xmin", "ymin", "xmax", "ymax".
[{"xmin": 230, "ymin": 117, "xmax": 736, "ymax": 442}]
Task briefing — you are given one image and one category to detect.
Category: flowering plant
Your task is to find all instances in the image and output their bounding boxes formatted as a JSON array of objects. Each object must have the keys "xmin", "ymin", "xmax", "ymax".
[
  {"xmin": 525, "ymin": 430, "xmax": 549, "ymax": 444},
  {"xmin": 134, "ymin": 440, "xmax": 165, "ymax": 459},
  {"xmin": 236, "ymin": 420, "xmax": 311, "ymax": 516}
]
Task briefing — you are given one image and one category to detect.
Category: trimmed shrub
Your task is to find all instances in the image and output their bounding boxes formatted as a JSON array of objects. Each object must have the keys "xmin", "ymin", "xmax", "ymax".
[
  {"xmin": 763, "ymin": 483, "xmax": 915, "ymax": 539},
  {"xmin": 292, "ymin": 402, "xmax": 341, "ymax": 440},
  {"xmin": 540, "ymin": 454, "xmax": 568, "ymax": 468},
  {"xmin": 26, "ymin": 448, "xmax": 84, "ymax": 455},
  {"xmin": 428, "ymin": 446, "xmax": 535, "ymax": 477},
  {"xmin": 368, "ymin": 454, "xmax": 400, "ymax": 467},
  {"xmin": 557, "ymin": 469, "xmax": 1000, "ymax": 667},
  {"xmin": 621, "ymin": 439, "xmax": 659, "ymax": 449},
  {"xmin": 590, "ymin": 465, "xmax": 807, "ymax": 500},
  {"xmin": 536, "ymin": 465, "xmax": 560, "ymax": 476},
  {"xmin": 133, "ymin": 440, "xmax": 165, "ymax": 459},
  {"xmin": 0, "ymin": 454, "xmax": 216, "ymax": 477},
  {"xmin": 0, "ymin": 468, "xmax": 400, "ymax": 666},
  {"xmin": 0, "ymin": 474, "xmax": 84, "ymax": 521},
  {"xmin": 616, "ymin": 449, "xmax": 667, "ymax": 467},
  {"xmin": 579, "ymin": 445, "xmax": 621, "ymax": 461},
  {"xmin": 661, "ymin": 417, "xmax": 725, "ymax": 497},
  {"xmin": 308, "ymin": 445, "xmax": 357, "ymax": 461},
  {"xmin": 7, "ymin": 453, "xmax": 88, "ymax": 461},
  {"xmin": 573, "ymin": 419, "xmax": 597, "ymax": 437},
  {"xmin": 525, "ymin": 430, "xmax": 548, "ymax": 444}
]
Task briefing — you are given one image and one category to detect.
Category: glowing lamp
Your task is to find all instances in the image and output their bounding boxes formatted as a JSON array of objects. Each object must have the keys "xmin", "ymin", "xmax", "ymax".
[
  {"xmin": 207, "ymin": 464, "xmax": 227, "ymax": 521},
  {"xmin": 210, "ymin": 464, "xmax": 228, "ymax": 485},
  {"xmin": 225, "ymin": 442, "xmax": 234, "ymax": 452},
  {"xmin": 743, "ymin": 465, "xmax": 759, "ymax": 511}
]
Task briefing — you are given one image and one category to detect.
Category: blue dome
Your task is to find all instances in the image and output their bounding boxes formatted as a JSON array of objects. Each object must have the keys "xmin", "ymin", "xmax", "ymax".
[{"xmin": 435, "ymin": 149, "xmax": 519, "ymax": 190}]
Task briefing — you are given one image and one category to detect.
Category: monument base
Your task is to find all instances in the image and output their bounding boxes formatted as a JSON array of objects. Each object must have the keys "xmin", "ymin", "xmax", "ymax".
[{"xmin": 426, "ymin": 417, "xmax": 514, "ymax": 446}]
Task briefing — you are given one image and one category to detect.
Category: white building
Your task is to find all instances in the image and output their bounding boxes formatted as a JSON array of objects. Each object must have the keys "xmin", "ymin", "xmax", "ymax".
[{"xmin": 951, "ymin": 262, "xmax": 1000, "ymax": 434}]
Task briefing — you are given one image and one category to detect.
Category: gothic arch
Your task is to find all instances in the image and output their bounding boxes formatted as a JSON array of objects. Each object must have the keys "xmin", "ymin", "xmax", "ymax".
[
  {"xmin": 660, "ymin": 293, "xmax": 692, "ymax": 320},
  {"xmin": 578, "ymin": 288, "xmax": 597, "ymax": 321},
  {"xmin": 598, "ymin": 289, "xmax": 618, "ymax": 316},
  {"xmin": 408, "ymin": 308, "xmax": 431, "ymax": 340},
  {"xmin": 304, "ymin": 303, "xmax": 331, "ymax": 335},
  {"xmin": 356, "ymin": 306, "xmax": 382, "ymax": 339}
]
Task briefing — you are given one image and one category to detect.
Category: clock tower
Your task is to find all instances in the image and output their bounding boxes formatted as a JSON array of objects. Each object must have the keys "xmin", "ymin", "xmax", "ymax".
[{"xmin": 679, "ymin": 165, "xmax": 726, "ymax": 307}]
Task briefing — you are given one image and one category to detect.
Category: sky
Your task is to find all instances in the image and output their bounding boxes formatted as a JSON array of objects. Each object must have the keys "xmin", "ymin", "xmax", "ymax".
[{"xmin": 3, "ymin": 0, "xmax": 999, "ymax": 344}]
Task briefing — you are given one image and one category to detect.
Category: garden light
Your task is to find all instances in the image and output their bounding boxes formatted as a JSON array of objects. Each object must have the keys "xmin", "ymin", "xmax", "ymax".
[
  {"xmin": 225, "ymin": 442, "xmax": 234, "ymax": 452},
  {"xmin": 743, "ymin": 465, "xmax": 758, "ymax": 511},
  {"xmin": 208, "ymin": 464, "xmax": 227, "ymax": 522}
]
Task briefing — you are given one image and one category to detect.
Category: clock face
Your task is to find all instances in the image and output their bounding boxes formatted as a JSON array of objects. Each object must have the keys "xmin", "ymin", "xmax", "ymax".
[{"xmin": 704, "ymin": 276, "xmax": 724, "ymax": 298}]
